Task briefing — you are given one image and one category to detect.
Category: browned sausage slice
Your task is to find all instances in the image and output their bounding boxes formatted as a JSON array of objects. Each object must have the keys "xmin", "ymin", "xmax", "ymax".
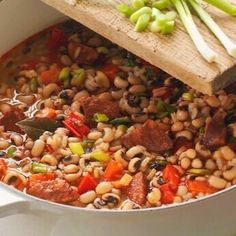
[
  {"xmin": 80, "ymin": 96, "xmax": 121, "ymax": 122},
  {"xmin": 122, "ymin": 120, "xmax": 173, "ymax": 153},
  {"xmin": 26, "ymin": 179, "xmax": 79, "ymax": 203},
  {"xmin": 128, "ymin": 172, "xmax": 147, "ymax": 206},
  {"xmin": 203, "ymin": 109, "xmax": 227, "ymax": 150}
]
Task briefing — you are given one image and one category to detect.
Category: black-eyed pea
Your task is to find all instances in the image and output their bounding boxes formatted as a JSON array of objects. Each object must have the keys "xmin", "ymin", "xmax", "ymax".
[
  {"xmin": 41, "ymin": 154, "xmax": 58, "ymax": 166},
  {"xmin": 114, "ymin": 76, "xmax": 129, "ymax": 89},
  {"xmin": 87, "ymin": 131, "xmax": 102, "ymax": 140},
  {"xmin": 80, "ymin": 190, "xmax": 96, "ymax": 204},
  {"xmin": 128, "ymin": 158, "xmax": 141, "ymax": 173},
  {"xmin": 208, "ymin": 176, "xmax": 227, "ymax": 189},
  {"xmin": 191, "ymin": 158, "xmax": 203, "ymax": 169},
  {"xmin": 120, "ymin": 200, "xmax": 141, "ymax": 210},
  {"xmin": 205, "ymin": 159, "xmax": 216, "ymax": 171},
  {"xmin": 176, "ymin": 185, "xmax": 188, "ymax": 196},
  {"xmin": 223, "ymin": 167, "xmax": 236, "ymax": 181},
  {"xmin": 126, "ymin": 145, "xmax": 145, "ymax": 159},
  {"xmin": 195, "ymin": 142, "xmax": 211, "ymax": 158},
  {"xmin": 3, "ymin": 171, "xmax": 27, "ymax": 190},
  {"xmin": 176, "ymin": 130, "xmax": 192, "ymax": 140},
  {"xmin": 140, "ymin": 157, "xmax": 152, "ymax": 172},
  {"xmin": 180, "ymin": 157, "xmax": 191, "ymax": 169},
  {"xmin": 129, "ymin": 84, "xmax": 146, "ymax": 94},
  {"xmin": 73, "ymin": 90, "xmax": 90, "ymax": 101},
  {"xmin": 176, "ymin": 110, "xmax": 189, "ymax": 121},
  {"xmin": 31, "ymin": 140, "xmax": 45, "ymax": 157},
  {"xmin": 171, "ymin": 121, "xmax": 184, "ymax": 132},
  {"xmin": 95, "ymin": 71, "xmax": 110, "ymax": 88},
  {"xmin": 64, "ymin": 173, "xmax": 80, "ymax": 182},
  {"xmin": 96, "ymin": 181, "xmax": 113, "ymax": 194},
  {"xmin": 192, "ymin": 117, "xmax": 205, "ymax": 128},
  {"xmin": 101, "ymin": 193, "xmax": 120, "ymax": 208},
  {"xmin": 220, "ymin": 146, "xmax": 235, "ymax": 161},
  {"xmin": 206, "ymin": 95, "xmax": 220, "ymax": 108},
  {"xmin": 63, "ymin": 164, "xmax": 79, "ymax": 174},
  {"xmin": 42, "ymin": 83, "xmax": 60, "ymax": 98},
  {"xmin": 147, "ymin": 188, "xmax": 161, "ymax": 204},
  {"xmin": 0, "ymin": 140, "xmax": 10, "ymax": 149},
  {"xmin": 98, "ymin": 92, "xmax": 113, "ymax": 101},
  {"xmin": 103, "ymin": 128, "xmax": 115, "ymax": 143},
  {"xmin": 111, "ymin": 89, "xmax": 126, "ymax": 100}
]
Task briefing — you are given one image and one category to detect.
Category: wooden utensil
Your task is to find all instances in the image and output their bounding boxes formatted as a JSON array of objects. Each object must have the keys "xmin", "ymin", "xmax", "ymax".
[{"xmin": 41, "ymin": 0, "xmax": 236, "ymax": 94}]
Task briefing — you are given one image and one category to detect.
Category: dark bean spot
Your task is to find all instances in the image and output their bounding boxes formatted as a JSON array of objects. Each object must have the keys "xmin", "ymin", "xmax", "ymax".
[
  {"xmin": 157, "ymin": 176, "xmax": 166, "ymax": 185},
  {"xmin": 149, "ymin": 159, "xmax": 167, "ymax": 171},
  {"xmin": 8, "ymin": 176, "xmax": 18, "ymax": 185},
  {"xmin": 127, "ymin": 94, "xmax": 141, "ymax": 107},
  {"xmin": 63, "ymin": 155, "xmax": 72, "ymax": 162},
  {"xmin": 0, "ymin": 151, "xmax": 6, "ymax": 157}
]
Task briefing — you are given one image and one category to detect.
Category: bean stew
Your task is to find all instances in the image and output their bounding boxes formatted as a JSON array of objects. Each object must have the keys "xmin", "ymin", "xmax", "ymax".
[{"xmin": 0, "ymin": 20, "xmax": 236, "ymax": 210}]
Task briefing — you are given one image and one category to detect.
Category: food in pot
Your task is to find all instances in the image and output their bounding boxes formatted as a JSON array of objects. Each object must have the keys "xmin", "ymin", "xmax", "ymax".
[{"xmin": 0, "ymin": 20, "xmax": 236, "ymax": 210}]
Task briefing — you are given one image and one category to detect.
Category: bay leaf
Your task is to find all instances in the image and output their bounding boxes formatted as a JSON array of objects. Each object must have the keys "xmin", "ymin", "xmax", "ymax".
[{"xmin": 16, "ymin": 117, "xmax": 60, "ymax": 140}]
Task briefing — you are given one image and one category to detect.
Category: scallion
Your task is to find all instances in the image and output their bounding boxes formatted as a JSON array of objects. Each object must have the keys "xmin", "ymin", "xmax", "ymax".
[
  {"xmin": 94, "ymin": 113, "xmax": 109, "ymax": 123},
  {"xmin": 69, "ymin": 142, "xmax": 84, "ymax": 155},
  {"xmin": 31, "ymin": 162, "xmax": 47, "ymax": 173}
]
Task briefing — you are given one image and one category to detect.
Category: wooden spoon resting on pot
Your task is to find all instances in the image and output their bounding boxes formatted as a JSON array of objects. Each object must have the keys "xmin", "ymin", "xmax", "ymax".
[{"xmin": 41, "ymin": 0, "xmax": 236, "ymax": 94}]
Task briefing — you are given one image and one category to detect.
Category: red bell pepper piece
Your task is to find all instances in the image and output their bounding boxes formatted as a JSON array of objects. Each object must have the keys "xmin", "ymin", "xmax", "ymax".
[
  {"xmin": 36, "ymin": 108, "xmax": 57, "ymax": 119},
  {"xmin": 160, "ymin": 183, "xmax": 175, "ymax": 204},
  {"xmin": 40, "ymin": 67, "xmax": 60, "ymax": 85},
  {"xmin": 47, "ymin": 27, "xmax": 67, "ymax": 50},
  {"xmin": 104, "ymin": 160, "xmax": 124, "ymax": 181},
  {"xmin": 0, "ymin": 159, "xmax": 7, "ymax": 180},
  {"xmin": 163, "ymin": 164, "xmax": 180, "ymax": 192},
  {"xmin": 63, "ymin": 113, "xmax": 90, "ymax": 139},
  {"xmin": 78, "ymin": 174, "xmax": 97, "ymax": 194},
  {"xmin": 186, "ymin": 180, "xmax": 217, "ymax": 196},
  {"xmin": 101, "ymin": 63, "xmax": 119, "ymax": 81},
  {"xmin": 45, "ymin": 144, "xmax": 55, "ymax": 153},
  {"xmin": 27, "ymin": 173, "xmax": 56, "ymax": 188}
]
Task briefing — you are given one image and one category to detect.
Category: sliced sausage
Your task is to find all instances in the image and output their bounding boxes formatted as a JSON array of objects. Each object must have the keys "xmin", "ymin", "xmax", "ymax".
[
  {"xmin": 122, "ymin": 120, "xmax": 173, "ymax": 153},
  {"xmin": 203, "ymin": 109, "xmax": 227, "ymax": 150},
  {"xmin": 81, "ymin": 96, "xmax": 121, "ymax": 122},
  {"xmin": 127, "ymin": 172, "xmax": 147, "ymax": 206},
  {"xmin": 26, "ymin": 178, "xmax": 79, "ymax": 203},
  {"xmin": 68, "ymin": 42, "xmax": 99, "ymax": 65},
  {"xmin": 0, "ymin": 107, "xmax": 26, "ymax": 133}
]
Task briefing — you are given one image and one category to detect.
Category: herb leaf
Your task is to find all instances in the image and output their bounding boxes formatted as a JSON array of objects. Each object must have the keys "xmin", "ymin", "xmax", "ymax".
[
  {"xmin": 16, "ymin": 118, "xmax": 60, "ymax": 140},
  {"xmin": 156, "ymin": 99, "xmax": 176, "ymax": 118}
]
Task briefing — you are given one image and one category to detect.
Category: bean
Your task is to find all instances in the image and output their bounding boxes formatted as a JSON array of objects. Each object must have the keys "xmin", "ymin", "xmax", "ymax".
[
  {"xmin": 73, "ymin": 90, "xmax": 90, "ymax": 101},
  {"xmin": 173, "ymin": 196, "xmax": 182, "ymax": 203},
  {"xmin": 128, "ymin": 157, "xmax": 141, "ymax": 173},
  {"xmin": 176, "ymin": 185, "xmax": 188, "ymax": 196},
  {"xmin": 180, "ymin": 157, "xmax": 191, "ymax": 169},
  {"xmin": 3, "ymin": 171, "xmax": 27, "ymax": 190},
  {"xmin": 176, "ymin": 110, "xmax": 189, "ymax": 121},
  {"xmin": 223, "ymin": 167, "xmax": 236, "ymax": 181},
  {"xmin": 42, "ymin": 83, "xmax": 60, "ymax": 98},
  {"xmin": 64, "ymin": 173, "xmax": 80, "ymax": 183},
  {"xmin": 41, "ymin": 154, "xmax": 58, "ymax": 166},
  {"xmin": 126, "ymin": 145, "xmax": 145, "ymax": 159},
  {"xmin": 87, "ymin": 131, "xmax": 102, "ymax": 140},
  {"xmin": 96, "ymin": 182, "xmax": 113, "ymax": 194},
  {"xmin": 131, "ymin": 113, "xmax": 148, "ymax": 123},
  {"xmin": 195, "ymin": 142, "xmax": 211, "ymax": 158},
  {"xmin": 185, "ymin": 149, "xmax": 197, "ymax": 159},
  {"xmin": 102, "ymin": 128, "xmax": 115, "ymax": 143},
  {"xmin": 191, "ymin": 158, "xmax": 202, "ymax": 169},
  {"xmin": 60, "ymin": 55, "xmax": 72, "ymax": 66},
  {"xmin": 129, "ymin": 84, "xmax": 146, "ymax": 94},
  {"xmin": 98, "ymin": 92, "xmax": 113, "ymax": 101},
  {"xmin": 220, "ymin": 146, "xmax": 235, "ymax": 161},
  {"xmin": 31, "ymin": 140, "xmax": 45, "ymax": 157},
  {"xmin": 0, "ymin": 140, "xmax": 10, "ymax": 149},
  {"xmin": 111, "ymin": 89, "xmax": 126, "ymax": 100},
  {"xmin": 171, "ymin": 121, "xmax": 184, "ymax": 132},
  {"xmin": 147, "ymin": 188, "xmax": 161, "ymax": 204},
  {"xmin": 95, "ymin": 71, "xmax": 110, "ymax": 88},
  {"xmin": 0, "ymin": 103, "xmax": 12, "ymax": 114},
  {"xmin": 80, "ymin": 190, "xmax": 96, "ymax": 204},
  {"xmin": 128, "ymin": 75, "xmax": 141, "ymax": 85},
  {"xmin": 206, "ymin": 96, "xmax": 220, "ymax": 108},
  {"xmin": 16, "ymin": 95, "xmax": 35, "ymax": 105},
  {"xmin": 192, "ymin": 117, "xmax": 205, "ymax": 128},
  {"xmin": 63, "ymin": 164, "xmax": 79, "ymax": 174},
  {"xmin": 205, "ymin": 159, "xmax": 216, "ymax": 171},
  {"xmin": 114, "ymin": 76, "xmax": 129, "ymax": 89},
  {"xmin": 10, "ymin": 134, "xmax": 23, "ymax": 146},
  {"xmin": 176, "ymin": 130, "xmax": 192, "ymax": 140},
  {"xmin": 208, "ymin": 176, "xmax": 227, "ymax": 189}
]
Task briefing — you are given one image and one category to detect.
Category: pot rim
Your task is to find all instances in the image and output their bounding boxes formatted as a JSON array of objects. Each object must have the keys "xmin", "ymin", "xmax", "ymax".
[{"xmin": 1, "ymin": 182, "xmax": 235, "ymax": 214}]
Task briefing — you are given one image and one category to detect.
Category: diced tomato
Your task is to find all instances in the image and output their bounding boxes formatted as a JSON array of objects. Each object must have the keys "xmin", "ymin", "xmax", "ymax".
[
  {"xmin": 163, "ymin": 164, "xmax": 180, "ymax": 192},
  {"xmin": 160, "ymin": 184, "xmax": 175, "ymax": 204},
  {"xmin": 0, "ymin": 159, "xmax": 7, "ymax": 181},
  {"xmin": 104, "ymin": 160, "xmax": 124, "ymax": 181},
  {"xmin": 36, "ymin": 108, "xmax": 57, "ymax": 119},
  {"xmin": 20, "ymin": 59, "xmax": 41, "ymax": 70},
  {"xmin": 101, "ymin": 63, "xmax": 120, "ymax": 81},
  {"xmin": 47, "ymin": 27, "xmax": 67, "ymax": 50},
  {"xmin": 186, "ymin": 180, "xmax": 217, "ymax": 196},
  {"xmin": 40, "ymin": 67, "xmax": 60, "ymax": 85},
  {"xmin": 45, "ymin": 144, "xmax": 55, "ymax": 153},
  {"xmin": 78, "ymin": 174, "xmax": 97, "ymax": 194},
  {"xmin": 63, "ymin": 113, "xmax": 90, "ymax": 139},
  {"xmin": 27, "ymin": 173, "xmax": 56, "ymax": 188}
]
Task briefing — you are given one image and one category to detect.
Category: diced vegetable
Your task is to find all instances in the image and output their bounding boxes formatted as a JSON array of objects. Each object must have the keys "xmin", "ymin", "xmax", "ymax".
[
  {"xmin": 27, "ymin": 173, "xmax": 56, "ymax": 187},
  {"xmin": 134, "ymin": 13, "xmax": 150, "ymax": 32},
  {"xmin": 30, "ymin": 77, "xmax": 38, "ymax": 93},
  {"xmin": 0, "ymin": 159, "xmax": 7, "ymax": 180},
  {"xmin": 152, "ymin": 0, "xmax": 171, "ymax": 10},
  {"xmin": 31, "ymin": 162, "xmax": 47, "ymax": 173},
  {"xmin": 156, "ymin": 99, "xmax": 176, "ymax": 118},
  {"xmin": 163, "ymin": 164, "xmax": 180, "ymax": 191},
  {"xmin": 78, "ymin": 174, "xmax": 97, "ymax": 194},
  {"xmin": 59, "ymin": 67, "xmax": 71, "ymax": 81},
  {"xmin": 40, "ymin": 67, "xmax": 60, "ymax": 85},
  {"xmin": 72, "ymin": 68, "xmax": 86, "ymax": 86},
  {"xmin": 47, "ymin": 27, "xmax": 67, "ymax": 49},
  {"xmin": 63, "ymin": 113, "xmax": 90, "ymax": 139},
  {"xmin": 97, "ymin": 47, "xmax": 109, "ymax": 54},
  {"xmin": 117, "ymin": 3, "xmax": 135, "ymax": 17},
  {"xmin": 182, "ymin": 92, "xmax": 193, "ymax": 101},
  {"xmin": 91, "ymin": 150, "xmax": 110, "ymax": 162},
  {"xmin": 119, "ymin": 173, "xmax": 133, "ymax": 186},
  {"xmin": 186, "ymin": 180, "xmax": 217, "ymax": 195},
  {"xmin": 7, "ymin": 146, "xmax": 17, "ymax": 157},
  {"xmin": 130, "ymin": 6, "xmax": 152, "ymax": 24},
  {"xmin": 110, "ymin": 117, "xmax": 131, "ymax": 126},
  {"xmin": 94, "ymin": 113, "xmax": 109, "ymax": 123},
  {"xmin": 101, "ymin": 63, "xmax": 120, "ymax": 81},
  {"xmin": 187, "ymin": 168, "xmax": 211, "ymax": 176},
  {"xmin": 69, "ymin": 142, "xmax": 84, "ymax": 155},
  {"xmin": 160, "ymin": 183, "xmax": 175, "ymax": 204},
  {"xmin": 104, "ymin": 160, "xmax": 124, "ymax": 181}
]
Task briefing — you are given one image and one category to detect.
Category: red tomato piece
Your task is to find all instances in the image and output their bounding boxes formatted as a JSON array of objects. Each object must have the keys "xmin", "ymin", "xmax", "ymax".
[
  {"xmin": 160, "ymin": 184, "xmax": 175, "ymax": 204},
  {"xmin": 186, "ymin": 180, "xmax": 217, "ymax": 196},
  {"xmin": 0, "ymin": 159, "xmax": 7, "ymax": 181},
  {"xmin": 104, "ymin": 160, "xmax": 124, "ymax": 181},
  {"xmin": 40, "ymin": 67, "xmax": 60, "ymax": 85},
  {"xmin": 101, "ymin": 63, "xmax": 120, "ymax": 81},
  {"xmin": 47, "ymin": 28, "xmax": 67, "ymax": 50},
  {"xmin": 27, "ymin": 173, "xmax": 56, "ymax": 188},
  {"xmin": 163, "ymin": 164, "xmax": 180, "ymax": 192},
  {"xmin": 78, "ymin": 174, "xmax": 97, "ymax": 194}
]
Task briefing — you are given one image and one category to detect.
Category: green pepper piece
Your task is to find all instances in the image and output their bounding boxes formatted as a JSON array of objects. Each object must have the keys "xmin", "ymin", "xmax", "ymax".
[
  {"xmin": 94, "ymin": 113, "xmax": 109, "ymax": 123},
  {"xmin": 117, "ymin": 4, "xmax": 135, "ymax": 17},
  {"xmin": 110, "ymin": 117, "xmax": 131, "ymax": 126},
  {"xmin": 134, "ymin": 13, "xmax": 150, "ymax": 32},
  {"xmin": 72, "ymin": 68, "xmax": 86, "ymax": 86},
  {"xmin": 130, "ymin": 6, "xmax": 152, "ymax": 24},
  {"xmin": 30, "ymin": 77, "xmax": 38, "ymax": 93},
  {"xmin": 59, "ymin": 67, "xmax": 71, "ymax": 81},
  {"xmin": 31, "ymin": 162, "xmax": 47, "ymax": 173},
  {"xmin": 187, "ymin": 168, "xmax": 212, "ymax": 176}
]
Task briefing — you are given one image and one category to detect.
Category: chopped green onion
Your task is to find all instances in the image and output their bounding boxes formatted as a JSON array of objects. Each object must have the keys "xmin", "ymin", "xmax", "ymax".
[
  {"xmin": 152, "ymin": 0, "xmax": 171, "ymax": 10},
  {"xmin": 94, "ymin": 113, "xmax": 109, "ymax": 123},
  {"xmin": 188, "ymin": 0, "xmax": 236, "ymax": 58},
  {"xmin": 110, "ymin": 117, "xmax": 131, "ymax": 126},
  {"xmin": 203, "ymin": 0, "xmax": 236, "ymax": 16},
  {"xmin": 156, "ymin": 99, "xmax": 176, "ymax": 115},
  {"xmin": 91, "ymin": 150, "xmax": 110, "ymax": 162},
  {"xmin": 31, "ymin": 162, "xmax": 47, "ymax": 173},
  {"xmin": 69, "ymin": 142, "xmax": 84, "ymax": 155},
  {"xmin": 59, "ymin": 67, "xmax": 71, "ymax": 81},
  {"xmin": 160, "ymin": 20, "xmax": 175, "ymax": 34},
  {"xmin": 132, "ymin": 0, "xmax": 145, "ymax": 9},
  {"xmin": 97, "ymin": 46, "xmax": 109, "ymax": 54},
  {"xmin": 117, "ymin": 4, "xmax": 135, "ymax": 17},
  {"xmin": 182, "ymin": 92, "xmax": 194, "ymax": 101},
  {"xmin": 72, "ymin": 68, "xmax": 86, "ymax": 86},
  {"xmin": 130, "ymin": 6, "xmax": 152, "ymax": 24},
  {"xmin": 151, "ymin": 7, "xmax": 161, "ymax": 20},
  {"xmin": 7, "ymin": 146, "xmax": 17, "ymax": 157},
  {"xmin": 134, "ymin": 13, "xmax": 151, "ymax": 32},
  {"xmin": 171, "ymin": 0, "xmax": 217, "ymax": 63}
]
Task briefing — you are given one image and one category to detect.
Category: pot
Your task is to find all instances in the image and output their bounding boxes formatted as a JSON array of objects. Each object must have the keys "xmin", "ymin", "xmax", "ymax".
[{"xmin": 0, "ymin": 1, "xmax": 236, "ymax": 236}]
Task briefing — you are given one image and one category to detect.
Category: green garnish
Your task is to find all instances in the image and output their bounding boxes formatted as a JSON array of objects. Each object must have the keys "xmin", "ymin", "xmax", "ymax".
[
  {"xmin": 31, "ymin": 162, "xmax": 47, "ymax": 173},
  {"xmin": 94, "ymin": 113, "xmax": 109, "ymax": 123},
  {"xmin": 7, "ymin": 146, "xmax": 17, "ymax": 157},
  {"xmin": 156, "ymin": 99, "xmax": 176, "ymax": 118},
  {"xmin": 110, "ymin": 117, "xmax": 131, "ymax": 126}
]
